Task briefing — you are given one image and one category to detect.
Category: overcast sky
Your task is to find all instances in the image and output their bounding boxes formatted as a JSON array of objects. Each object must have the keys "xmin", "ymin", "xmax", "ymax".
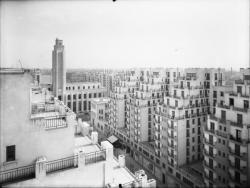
[{"xmin": 0, "ymin": 0, "xmax": 249, "ymax": 70}]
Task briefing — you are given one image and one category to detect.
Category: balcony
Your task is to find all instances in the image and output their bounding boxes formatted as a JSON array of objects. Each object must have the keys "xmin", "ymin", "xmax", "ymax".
[
  {"xmin": 229, "ymin": 135, "xmax": 249, "ymax": 145},
  {"xmin": 167, "ymin": 141, "xmax": 176, "ymax": 149},
  {"xmin": 204, "ymin": 150, "xmax": 217, "ymax": 158},
  {"xmin": 228, "ymin": 171, "xmax": 247, "ymax": 186},
  {"xmin": 167, "ymin": 123, "xmax": 176, "ymax": 130},
  {"xmin": 216, "ymin": 130, "xmax": 227, "ymax": 138},
  {"xmin": 204, "ymin": 138, "xmax": 216, "ymax": 146},
  {"xmin": 204, "ymin": 172, "xmax": 217, "ymax": 182},
  {"xmin": 203, "ymin": 161, "xmax": 217, "ymax": 171},
  {"xmin": 228, "ymin": 147, "xmax": 247, "ymax": 159},
  {"xmin": 204, "ymin": 126, "xmax": 215, "ymax": 135},
  {"xmin": 167, "ymin": 132, "xmax": 177, "ymax": 141},
  {"xmin": 228, "ymin": 160, "xmax": 247, "ymax": 174}
]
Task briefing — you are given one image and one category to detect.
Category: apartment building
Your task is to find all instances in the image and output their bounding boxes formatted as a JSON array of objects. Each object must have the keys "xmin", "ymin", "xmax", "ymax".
[
  {"xmin": 65, "ymin": 82, "xmax": 106, "ymax": 114},
  {"xmin": 90, "ymin": 98, "xmax": 110, "ymax": 138},
  {"xmin": 127, "ymin": 75, "xmax": 166, "ymax": 144},
  {"xmin": 0, "ymin": 68, "xmax": 76, "ymax": 171},
  {"xmin": 204, "ymin": 68, "xmax": 250, "ymax": 188}
]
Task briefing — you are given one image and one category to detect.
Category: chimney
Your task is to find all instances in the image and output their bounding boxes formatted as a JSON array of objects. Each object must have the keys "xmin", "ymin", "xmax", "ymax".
[{"xmin": 118, "ymin": 155, "xmax": 125, "ymax": 168}]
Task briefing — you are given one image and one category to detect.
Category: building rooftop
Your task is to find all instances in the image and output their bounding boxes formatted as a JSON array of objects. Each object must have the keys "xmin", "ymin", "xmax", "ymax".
[
  {"xmin": 91, "ymin": 97, "xmax": 110, "ymax": 103},
  {"xmin": 5, "ymin": 135, "xmax": 147, "ymax": 188},
  {"xmin": 0, "ymin": 68, "xmax": 25, "ymax": 74},
  {"xmin": 6, "ymin": 158, "xmax": 136, "ymax": 187},
  {"xmin": 30, "ymin": 87, "xmax": 74, "ymax": 119}
]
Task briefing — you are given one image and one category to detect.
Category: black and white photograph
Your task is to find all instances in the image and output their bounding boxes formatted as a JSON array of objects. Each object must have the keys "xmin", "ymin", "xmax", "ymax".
[{"xmin": 0, "ymin": 0, "xmax": 249, "ymax": 187}]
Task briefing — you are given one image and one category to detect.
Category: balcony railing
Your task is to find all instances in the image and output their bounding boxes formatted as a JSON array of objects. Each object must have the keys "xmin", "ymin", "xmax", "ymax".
[
  {"xmin": 0, "ymin": 164, "xmax": 35, "ymax": 185},
  {"xmin": 204, "ymin": 138, "xmax": 216, "ymax": 146},
  {"xmin": 228, "ymin": 160, "xmax": 247, "ymax": 174},
  {"xmin": 216, "ymin": 130, "xmax": 228, "ymax": 138},
  {"xmin": 204, "ymin": 126, "xmax": 215, "ymax": 134},
  {"xmin": 229, "ymin": 147, "xmax": 247, "ymax": 159},
  {"xmin": 203, "ymin": 161, "xmax": 216, "ymax": 171},
  {"xmin": 85, "ymin": 150, "xmax": 106, "ymax": 165},
  {"xmin": 46, "ymin": 155, "xmax": 78, "ymax": 173},
  {"xmin": 229, "ymin": 135, "xmax": 249, "ymax": 145},
  {"xmin": 204, "ymin": 150, "xmax": 216, "ymax": 158}
]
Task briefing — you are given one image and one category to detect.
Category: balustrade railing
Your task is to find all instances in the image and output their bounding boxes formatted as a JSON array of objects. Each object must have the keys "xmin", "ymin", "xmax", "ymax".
[
  {"xmin": 0, "ymin": 164, "xmax": 35, "ymax": 185},
  {"xmin": 46, "ymin": 155, "xmax": 77, "ymax": 173},
  {"xmin": 85, "ymin": 150, "xmax": 106, "ymax": 165}
]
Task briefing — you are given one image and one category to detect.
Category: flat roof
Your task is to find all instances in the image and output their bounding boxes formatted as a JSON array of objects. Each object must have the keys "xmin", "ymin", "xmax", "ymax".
[
  {"xmin": 7, "ymin": 149, "xmax": 136, "ymax": 188},
  {"xmin": 92, "ymin": 98, "xmax": 110, "ymax": 103},
  {"xmin": 74, "ymin": 136, "xmax": 93, "ymax": 148},
  {"xmin": 6, "ymin": 159, "xmax": 136, "ymax": 187},
  {"xmin": 0, "ymin": 68, "xmax": 25, "ymax": 74},
  {"xmin": 107, "ymin": 135, "xmax": 118, "ymax": 144}
]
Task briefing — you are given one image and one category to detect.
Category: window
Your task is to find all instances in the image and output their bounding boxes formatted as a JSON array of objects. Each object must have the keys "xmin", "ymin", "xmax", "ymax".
[
  {"xmin": 6, "ymin": 145, "xmax": 15, "ymax": 162},
  {"xmin": 237, "ymin": 86, "xmax": 242, "ymax": 94},
  {"xmin": 229, "ymin": 98, "xmax": 234, "ymax": 106},
  {"xmin": 242, "ymin": 100, "xmax": 249, "ymax": 109},
  {"xmin": 237, "ymin": 114, "xmax": 243, "ymax": 125},
  {"xmin": 210, "ymin": 122, "xmax": 215, "ymax": 130},
  {"xmin": 186, "ymin": 120, "xmax": 190, "ymax": 128},
  {"xmin": 221, "ymin": 110, "xmax": 226, "ymax": 121},
  {"xmin": 78, "ymin": 101, "xmax": 82, "ymax": 111},
  {"xmin": 213, "ymin": 91, "xmax": 217, "ymax": 98},
  {"xmin": 236, "ymin": 129, "xmax": 241, "ymax": 141},
  {"xmin": 175, "ymin": 100, "xmax": 178, "ymax": 107},
  {"xmin": 220, "ymin": 92, "xmax": 224, "ymax": 97}
]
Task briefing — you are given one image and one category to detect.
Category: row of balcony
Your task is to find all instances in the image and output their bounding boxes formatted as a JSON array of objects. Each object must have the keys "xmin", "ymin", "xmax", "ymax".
[
  {"xmin": 203, "ymin": 150, "xmax": 217, "ymax": 158},
  {"xmin": 228, "ymin": 170, "xmax": 247, "ymax": 186},
  {"xmin": 209, "ymin": 115, "xmax": 249, "ymax": 129},
  {"xmin": 155, "ymin": 111, "xmax": 207, "ymax": 121},
  {"xmin": 228, "ymin": 147, "xmax": 247, "ymax": 159},
  {"xmin": 217, "ymin": 103, "xmax": 249, "ymax": 113},
  {"xmin": 228, "ymin": 160, "xmax": 247, "ymax": 174}
]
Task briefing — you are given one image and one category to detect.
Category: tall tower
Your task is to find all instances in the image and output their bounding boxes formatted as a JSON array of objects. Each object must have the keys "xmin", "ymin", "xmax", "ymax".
[{"xmin": 52, "ymin": 38, "xmax": 66, "ymax": 101}]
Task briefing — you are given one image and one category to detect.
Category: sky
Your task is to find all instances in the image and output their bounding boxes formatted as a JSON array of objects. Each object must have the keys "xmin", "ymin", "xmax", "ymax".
[{"xmin": 0, "ymin": 0, "xmax": 249, "ymax": 70}]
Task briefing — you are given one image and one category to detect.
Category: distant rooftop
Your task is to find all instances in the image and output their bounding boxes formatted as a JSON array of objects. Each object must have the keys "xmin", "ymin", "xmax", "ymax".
[
  {"xmin": 91, "ymin": 97, "xmax": 110, "ymax": 103},
  {"xmin": 0, "ymin": 68, "xmax": 25, "ymax": 74}
]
